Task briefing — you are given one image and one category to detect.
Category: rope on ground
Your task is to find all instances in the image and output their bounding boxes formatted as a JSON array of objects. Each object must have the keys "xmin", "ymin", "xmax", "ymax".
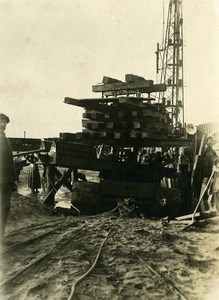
[
  {"xmin": 67, "ymin": 229, "xmax": 112, "ymax": 300},
  {"xmin": 137, "ymin": 255, "xmax": 190, "ymax": 300}
]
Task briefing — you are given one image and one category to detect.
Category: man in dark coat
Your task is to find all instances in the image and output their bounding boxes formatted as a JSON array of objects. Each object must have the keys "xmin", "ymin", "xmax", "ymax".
[{"xmin": 0, "ymin": 113, "xmax": 16, "ymax": 240}]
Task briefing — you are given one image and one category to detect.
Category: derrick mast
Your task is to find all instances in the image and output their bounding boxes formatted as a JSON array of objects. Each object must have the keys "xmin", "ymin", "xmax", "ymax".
[{"xmin": 156, "ymin": 0, "xmax": 184, "ymax": 135}]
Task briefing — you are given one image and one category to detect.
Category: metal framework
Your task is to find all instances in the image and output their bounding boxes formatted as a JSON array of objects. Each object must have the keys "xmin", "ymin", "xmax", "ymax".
[{"xmin": 156, "ymin": 0, "xmax": 184, "ymax": 135}]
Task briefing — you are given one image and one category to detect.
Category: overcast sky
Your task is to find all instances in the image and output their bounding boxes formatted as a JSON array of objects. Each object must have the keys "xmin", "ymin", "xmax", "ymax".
[{"xmin": 1, "ymin": 0, "xmax": 219, "ymax": 138}]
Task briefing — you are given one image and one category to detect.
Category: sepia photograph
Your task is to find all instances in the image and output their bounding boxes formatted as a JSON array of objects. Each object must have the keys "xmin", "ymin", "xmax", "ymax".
[{"xmin": 1, "ymin": 0, "xmax": 219, "ymax": 299}]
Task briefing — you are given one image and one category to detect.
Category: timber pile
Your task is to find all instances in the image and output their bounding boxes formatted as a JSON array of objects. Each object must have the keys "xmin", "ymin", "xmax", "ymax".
[
  {"xmin": 42, "ymin": 75, "xmax": 193, "ymax": 214},
  {"xmin": 61, "ymin": 74, "xmax": 172, "ymax": 145}
]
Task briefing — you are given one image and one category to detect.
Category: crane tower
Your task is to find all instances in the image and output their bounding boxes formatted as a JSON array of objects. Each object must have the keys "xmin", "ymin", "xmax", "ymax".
[{"xmin": 156, "ymin": 0, "xmax": 184, "ymax": 135}]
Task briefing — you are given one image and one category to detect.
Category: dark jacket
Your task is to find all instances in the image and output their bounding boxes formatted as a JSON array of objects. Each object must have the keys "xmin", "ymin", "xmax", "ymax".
[{"xmin": 0, "ymin": 134, "xmax": 16, "ymax": 185}]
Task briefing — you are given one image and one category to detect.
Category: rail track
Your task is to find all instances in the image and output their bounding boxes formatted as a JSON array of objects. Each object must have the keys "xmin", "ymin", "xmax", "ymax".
[{"xmin": 0, "ymin": 215, "xmax": 213, "ymax": 300}]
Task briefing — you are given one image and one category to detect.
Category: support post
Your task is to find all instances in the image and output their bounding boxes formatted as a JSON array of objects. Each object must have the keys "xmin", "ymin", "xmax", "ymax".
[{"xmin": 44, "ymin": 168, "xmax": 73, "ymax": 207}]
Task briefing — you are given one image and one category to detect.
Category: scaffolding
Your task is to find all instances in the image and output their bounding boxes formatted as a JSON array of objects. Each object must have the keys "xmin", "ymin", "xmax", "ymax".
[{"xmin": 156, "ymin": 0, "xmax": 184, "ymax": 135}]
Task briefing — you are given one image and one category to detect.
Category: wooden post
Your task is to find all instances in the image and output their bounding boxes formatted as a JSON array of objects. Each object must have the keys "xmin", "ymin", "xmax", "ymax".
[{"xmin": 44, "ymin": 168, "xmax": 73, "ymax": 206}]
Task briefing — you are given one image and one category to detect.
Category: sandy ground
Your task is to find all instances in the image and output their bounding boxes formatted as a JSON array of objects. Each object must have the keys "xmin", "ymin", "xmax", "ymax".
[{"xmin": 1, "ymin": 168, "xmax": 219, "ymax": 300}]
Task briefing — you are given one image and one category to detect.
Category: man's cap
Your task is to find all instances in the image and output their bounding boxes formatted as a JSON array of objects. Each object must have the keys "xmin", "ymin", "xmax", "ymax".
[{"xmin": 0, "ymin": 113, "xmax": 10, "ymax": 123}]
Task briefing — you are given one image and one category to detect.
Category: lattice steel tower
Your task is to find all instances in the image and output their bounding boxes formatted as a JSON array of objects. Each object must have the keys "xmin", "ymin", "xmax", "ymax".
[{"xmin": 156, "ymin": 0, "xmax": 184, "ymax": 135}]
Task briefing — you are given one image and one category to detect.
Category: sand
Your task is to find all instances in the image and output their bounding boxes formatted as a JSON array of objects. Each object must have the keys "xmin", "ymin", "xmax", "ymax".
[{"xmin": 1, "ymin": 168, "xmax": 219, "ymax": 300}]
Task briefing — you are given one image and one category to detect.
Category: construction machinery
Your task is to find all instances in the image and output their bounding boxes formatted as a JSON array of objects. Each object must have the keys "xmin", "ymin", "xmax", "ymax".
[
  {"xmin": 34, "ymin": 0, "xmax": 197, "ymax": 216},
  {"xmin": 40, "ymin": 73, "xmax": 194, "ymax": 216},
  {"xmin": 10, "ymin": 0, "xmax": 211, "ymax": 218}
]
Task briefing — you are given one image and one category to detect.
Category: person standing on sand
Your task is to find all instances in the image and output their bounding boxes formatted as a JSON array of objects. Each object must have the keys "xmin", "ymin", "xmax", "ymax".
[
  {"xmin": 209, "ymin": 142, "xmax": 219, "ymax": 213},
  {"xmin": 27, "ymin": 154, "xmax": 41, "ymax": 194},
  {"xmin": 0, "ymin": 113, "xmax": 17, "ymax": 240}
]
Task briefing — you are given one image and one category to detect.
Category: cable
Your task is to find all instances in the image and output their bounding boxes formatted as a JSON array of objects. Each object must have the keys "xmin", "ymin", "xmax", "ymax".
[{"xmin": 67, "ymin": 229, "xmax": 112, "ymax": 300}]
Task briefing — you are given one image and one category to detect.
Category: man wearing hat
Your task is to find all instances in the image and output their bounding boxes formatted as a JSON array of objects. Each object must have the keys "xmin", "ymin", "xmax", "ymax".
[{"xmin": 0, "ymin": 113, "xmax": 16, "ymax": 240}]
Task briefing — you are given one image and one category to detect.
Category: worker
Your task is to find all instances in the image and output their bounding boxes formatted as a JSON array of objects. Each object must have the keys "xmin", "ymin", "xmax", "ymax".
[
  {"xmin": 27, "ymin": 154, "xmax": 41, "ymax": 194},
  {"xmin": 0, "ymin": 113, "xmax": 17, "ymax": 240},
  {"xmin": 198, "ymin": 142, "xmax": 219, "ymax": 215},
  {"xmin": 209, "ymin": 142, "xmax": 219, "ymax": 213},
  {"xmin": 13, "ymin": 153, "xmax": 22, "ymax": 182}
]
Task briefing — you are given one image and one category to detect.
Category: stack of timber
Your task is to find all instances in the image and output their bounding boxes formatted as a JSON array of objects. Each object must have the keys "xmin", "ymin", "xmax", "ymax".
[
  {"xmin": 43, "ymin": 75, "xmax": 194, "ymax": 215},
  {"xmin": 61, "ymin": 74, "xmax": 174, "ymax": 146},
  {"xmin": 53, "ymin": 74, "xmax": 193, "ymax": 168}
]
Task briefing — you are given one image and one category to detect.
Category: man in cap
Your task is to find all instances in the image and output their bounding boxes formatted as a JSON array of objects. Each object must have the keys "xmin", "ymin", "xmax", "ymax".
[
  {"xmin": 210, "ymin": 142, "xmax": 219, "ymax": 212},
  {"xmin": 0, "ymin": 113, "xmax": 17, "ymax": 241}
]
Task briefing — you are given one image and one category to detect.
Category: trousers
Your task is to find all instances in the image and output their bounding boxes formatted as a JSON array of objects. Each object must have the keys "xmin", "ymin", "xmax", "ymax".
[{"xmin": 0, "ymin": 183, "xmax": 13, "ymax": 240}]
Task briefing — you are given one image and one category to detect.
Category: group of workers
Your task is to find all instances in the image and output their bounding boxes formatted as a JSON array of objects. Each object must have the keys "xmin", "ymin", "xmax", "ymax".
[{"xmin": 1, "ymin": 112, "xmax": 219, "ymax": 242}]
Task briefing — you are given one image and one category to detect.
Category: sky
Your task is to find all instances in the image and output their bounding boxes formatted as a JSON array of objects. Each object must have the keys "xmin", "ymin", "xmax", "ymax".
[{"xmin": 1, "ymin": 0, "xmax": 219, "ymax": 138}]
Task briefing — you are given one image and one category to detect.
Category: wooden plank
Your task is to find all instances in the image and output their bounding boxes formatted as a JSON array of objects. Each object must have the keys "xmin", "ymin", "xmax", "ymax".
[
  {"xmin": 82, "ymin": 120, "xmax": 106, "ymax": 130},
  {"xmin": 131, "ymin": 109, "xmax": 169, "ymax": 121},
  {"xmin": 92, "ymin": 82, "xmax": 166, "ymax": 94},
  {"xmin": 104, "ymin": 111, "xmax": 134, "ymax": 120},
  {"xmin": 65, "ymin": 98, "xmax": 122, "ymax": 113},
  {"xmin": 55, "ymin": 149, "xmax": 154, "ymax": 174},
  {"xmin": 130, "ymin": 130, "xmax": 164, "ymax": 139},
  {"xmin": 64, "ymin": 97, "xmax": 119, "ymax": 107},
  {"xmin": 104, "ymin": 110, "xmax": 166, "ymax": 122},
  {"xmin": 82, "ymin": 130, "xmax": 117, "ymax": 139},
  {"xmin": 65, "ymin": 96, "xmax": 157, "ymax": 106},
  {"xmin": 53, "ymin": 167, "xmax": 73, "ymax": 191},
  {"xmin": 102, "ymin": 76, "xmax": 122, "ymax": 84},
  {"xmin": 106, "ymin": 122, "xmax": 131, "ymax": 130},
  {"xmin": 114, "ymin": 132, "xmax": 130, "ymax": 139},
  {"xmin": 83, "ymin": 111, "xmax": 105, "ymax": 121},
  {"xmin": 75, "ymin": 132, "xmax": 92, "ymax": 139},
  {"xmin": 59, "ymin": 132, "xmax": 77, "ymax": 140},
  {"xmin": 81, "ymin": 130, "xmax": 102, "ymax": 138},
  {"xmin": 118, "ymin": 97, "xmax": 156, "ymax": 110},
  {"xmin": 44, "ymin": 168, "xmax": 73, "ymax": 206},
  {"xmin": 132, "ymin": 121, "xmax": 167, "ymax": 130},
  {"xmin": 92, "ymin": 80, "xmax": 153, "ymax": 92},
  {"xmin": 55, "ymin": 147, "xmax": 95, "ymax": 159},
  {"xmin": 99, "ymin": 131, "xmax": 114, "ymax": 139},
  {"xmin": 125, "ymin": 74, "xmax": 149, "ymax": 83},
  {"xmin": 56, "ymin": 140, "xmax": 93, "ymax": 153}
]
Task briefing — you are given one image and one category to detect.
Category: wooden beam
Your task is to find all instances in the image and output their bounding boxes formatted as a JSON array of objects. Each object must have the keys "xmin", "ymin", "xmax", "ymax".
[
  {"xmin": 56, "ymin": 135, "xmax": 193, "ymax": 148},
  {"xmin": 55, "ymin": 149, "xmax": 152, "ymax": 174},
  {"xmin": 53, "ymin": 167, "xmax": 72, "ymax": 191},
  {"xmin": 125, "ymin": 74, "xmax": 148, "ymax": 83},
  {"xmin": 65, "ymin": 96, "xmax": 157, "ymax": 107},
  {"xmin": 102, "ymin": 76, "xmax": 122, "ymax": 84},
  {"xmin": 82, "ymin": 120, "xmax": 106, "ymax": 130},
  {"xmin": 59, "ymin": 132, "xmax": 77, "ymax": 140},
  {"xmin": 44, "ymin": 168, "xmax": 73, "ymax": 206},
  {"xmin": 130, "ymin": 130, "xmax": 164, "ymax": 139},
  {"xmin": 131, "ymin": 109, "xmax": 169, "ymax": 121},
  {"xmin": 64, "ymin": 97, "xmax": 122, "ymax": 113},
  {"xmin": 92, "ymin": 80, "xmax": 153, "ymax": 92},
  {"xmin": 64, "ymin": 97, "xmax": 118, "ymax": 106},
  {"xmin": 13, "ymin": 148, "xmax": 46, "ymax": 158},
  {"xmin": 92, "ymin": 82, "xmax": 166, "ymax": 94},
  {"xmin": 83, "ymin": 111, "xmax": 105, "ymax": 121},
  {"xmin": 56, "ymin": 140, "xmax": 96, "ymax": 158}
]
